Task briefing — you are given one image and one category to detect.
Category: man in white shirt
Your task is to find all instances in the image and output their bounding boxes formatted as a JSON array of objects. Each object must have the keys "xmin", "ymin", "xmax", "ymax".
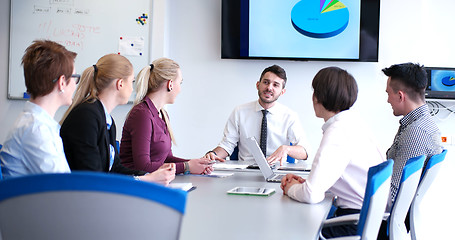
[{"xmin": 205, "ymin": 65, "xmax": 309, "ymax": 163}]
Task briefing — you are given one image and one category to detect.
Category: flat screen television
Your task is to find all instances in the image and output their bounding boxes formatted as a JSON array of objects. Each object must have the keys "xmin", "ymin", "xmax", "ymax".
[
  {"xmin": 425, "ymin": 67, "xmax": 455, "ymax": 99},
  {"xmin": 222, "ymin": 0, "xmax": 380, "ymax": 62}
]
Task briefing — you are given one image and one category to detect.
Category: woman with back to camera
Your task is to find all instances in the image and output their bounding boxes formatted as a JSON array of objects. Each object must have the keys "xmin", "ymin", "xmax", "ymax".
[
  {"xmin": 281, "ymin": 67, "xmax": 384, "ymax": 238},
  {"xmin": 120, "ymin": 58, "xmax": 212, "ymax": 175},
  {"xmin": 60, "ymin": 54, "xmax": 175, "ymax": 185}
]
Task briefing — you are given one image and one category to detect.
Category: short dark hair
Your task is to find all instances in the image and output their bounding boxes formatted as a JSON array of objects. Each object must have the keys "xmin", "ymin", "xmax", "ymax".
[
  {"xmin": 259, "ymin": 65, "xmax": 287, "ymax": 88},
  {"xmin": 22, "ymin": 40, "xmax": 77, "ymax": 98},
  {"xmin": 382, "ymin": 63, "xmax": 427, "ymax": 102},
  {"xmin": 312, "ymin": 67, "xmax": 358, "ymax": 112}
]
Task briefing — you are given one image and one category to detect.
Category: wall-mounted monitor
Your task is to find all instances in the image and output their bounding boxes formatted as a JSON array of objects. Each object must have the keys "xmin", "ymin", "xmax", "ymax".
[
  {"xmin": 222, "ymin": 0, "xmax": 380, "ymax": 62},
  {"xmin": 425, "ymin": 67, "xmax": 455, "ymax": 99}
]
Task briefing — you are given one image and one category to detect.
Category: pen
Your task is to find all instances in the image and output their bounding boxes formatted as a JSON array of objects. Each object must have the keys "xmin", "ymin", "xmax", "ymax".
[{"xmin": 207, "ymin": 160, "xmax": 217, "ymax": 165}]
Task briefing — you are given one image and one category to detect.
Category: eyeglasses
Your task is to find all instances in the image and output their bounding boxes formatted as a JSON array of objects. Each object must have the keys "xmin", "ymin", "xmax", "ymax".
[
  {"xmin": 71, "ymin": 74, "xmax": 81, "ymax": 84},
  {"xmin": 52, "ymin": 74, "xmax": 81, "ymax": 84}
]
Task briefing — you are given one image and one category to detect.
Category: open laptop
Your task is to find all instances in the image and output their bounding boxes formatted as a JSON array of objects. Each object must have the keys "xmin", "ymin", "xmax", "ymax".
[{"xmin": 244, "ymin": 137, "xmax": 288, "ymax": 183}]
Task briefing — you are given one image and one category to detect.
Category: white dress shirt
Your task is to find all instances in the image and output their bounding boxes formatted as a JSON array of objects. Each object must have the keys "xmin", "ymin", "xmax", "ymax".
[
  {"xmin": 287, "ymin": 110, "xmax": 384, "ymax": 209},
  {"xmin": 0, "ymin": 102, "xmax": 70, "ymax": 178},
  {"xmin": 218, "ymin": 100, "xmax": 310, "ymax": 161}
]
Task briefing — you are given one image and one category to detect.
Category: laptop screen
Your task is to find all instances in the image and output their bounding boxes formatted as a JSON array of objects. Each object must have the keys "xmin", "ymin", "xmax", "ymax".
[{"xmin": 244, "ymin": 137, "xmax": 275, "ymax": 179}]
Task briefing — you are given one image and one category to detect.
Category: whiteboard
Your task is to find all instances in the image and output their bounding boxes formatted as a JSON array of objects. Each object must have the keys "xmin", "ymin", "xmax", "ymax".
[{"xmin": 8, "ymin": 0, "xmax": 152, "ymax": 99}]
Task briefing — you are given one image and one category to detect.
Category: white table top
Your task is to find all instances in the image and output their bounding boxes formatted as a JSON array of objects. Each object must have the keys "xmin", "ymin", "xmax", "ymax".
[{"xmin": 173, "ymin": 163, "xmax": 332, "ymax": 240}]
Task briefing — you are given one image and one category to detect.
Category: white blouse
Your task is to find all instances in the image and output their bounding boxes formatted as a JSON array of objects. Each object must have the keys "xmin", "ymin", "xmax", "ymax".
[{"xmin": 287, "ymin": 110, "xmax": 384, "ymax": 209}]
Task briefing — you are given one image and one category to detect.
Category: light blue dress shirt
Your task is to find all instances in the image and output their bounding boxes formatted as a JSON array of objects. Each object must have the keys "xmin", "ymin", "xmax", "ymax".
[
  {"xmin": 100, "ymin": 101, "xmax": 115, "ymax": 171},
  {"xmin": 0, "ymin": 102, "xmax": 70, "ymax": 178}
]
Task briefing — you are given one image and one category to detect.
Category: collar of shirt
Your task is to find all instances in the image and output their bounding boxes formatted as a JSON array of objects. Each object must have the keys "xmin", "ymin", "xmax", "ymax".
[
  {"xmin": 254, "ymin": 100, "xmax": 280, "ymax": 115},
  {"xmin": 99, "ymin": 101, "xmax": 112, "ymax": 129},
  {"xmin": 24, "ymin": 101, "xmax": 60, "ymax": 132},
  {"xmin": 399, "ymin": 104, "xmax": 429, "ymax": 129},
  {"xmin": 143, "ymin": 96, "xmax": 160, "ymax": 118},
  {"xmin": 321, "ymin": 110, "xmax": 351, "ymax": 133}
]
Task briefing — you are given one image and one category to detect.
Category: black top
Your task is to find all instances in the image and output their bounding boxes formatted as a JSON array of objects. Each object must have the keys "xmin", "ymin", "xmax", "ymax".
[{"xmin": 60, "ymin": 99, "xmax": 147, "ymax": 176}]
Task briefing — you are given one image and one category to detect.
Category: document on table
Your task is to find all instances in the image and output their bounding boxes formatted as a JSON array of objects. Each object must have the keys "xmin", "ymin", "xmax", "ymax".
[
  {"xmin": 168, "ymin": 182, "xmax": 194, "ymax": 191},
  {"xmin": 213, "ymin": 163, "xmax": 249, "ymax": 170},
  {"xmin": 191, "ymin": 171, "xmax": 234, "ymax": 178}
]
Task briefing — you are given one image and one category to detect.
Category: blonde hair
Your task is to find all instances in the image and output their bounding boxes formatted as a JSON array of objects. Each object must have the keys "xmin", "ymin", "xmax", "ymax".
[
  {"xmin": 61, "ymin": 53, "xmax": 133, "ymax": 124},
  {"xmin": 135, "ymin": 58, "xmax": 180, "ymax": 144}
]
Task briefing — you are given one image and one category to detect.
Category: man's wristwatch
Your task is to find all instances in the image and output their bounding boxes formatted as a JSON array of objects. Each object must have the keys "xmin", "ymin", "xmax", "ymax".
[{"xmin": 206, "ymin": 150, "xmax": 217, "ymax": 156}]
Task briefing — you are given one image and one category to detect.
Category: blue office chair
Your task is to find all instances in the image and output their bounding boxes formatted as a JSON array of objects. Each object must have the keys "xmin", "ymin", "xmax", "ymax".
[
  {"xmin": 410, "ymin": 150, "xmax": 447, "ymax": 240},
  {"xmin": 387, "ymin": 155, "xmax": 425, "ymax": 240},
  {"xmin": 319, "ymin": 159, "xmax": 394, "ymax": 240},
  {"xmin": 0, "ymin": 144, "xmax": 3, "ymax": 180},
  {"xmin": 230, "ymin": 145, "xmax": 239, "ymax": 160},
  {"xmin": 0, "ymin": 172, "xmax": 187, "ymax": 240}
]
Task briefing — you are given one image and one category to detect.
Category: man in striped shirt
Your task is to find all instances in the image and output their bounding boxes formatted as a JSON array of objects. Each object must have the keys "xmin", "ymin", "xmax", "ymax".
[
  {"xmin": 379, "ymin": 63, "xmax": 443, "ymax": 239},
  {"xmin": 383, "ymin": 63, "xmax": 443, "ymax": 204}
]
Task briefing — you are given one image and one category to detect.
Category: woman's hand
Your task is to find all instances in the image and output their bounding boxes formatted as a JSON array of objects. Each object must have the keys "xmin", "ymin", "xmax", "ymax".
[
  {"xmin": 280, "ymin": 174, "xmax": 305, "ymax": 195},
  {"xmin": 140, "ymin": 163, "xmax": 176, "ymax": 185}
]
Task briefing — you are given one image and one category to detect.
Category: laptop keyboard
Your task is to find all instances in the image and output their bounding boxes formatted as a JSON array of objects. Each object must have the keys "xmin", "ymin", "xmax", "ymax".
[{"xmin": 273, "ymin": 174, "xmax": 285, "ymax": 181}]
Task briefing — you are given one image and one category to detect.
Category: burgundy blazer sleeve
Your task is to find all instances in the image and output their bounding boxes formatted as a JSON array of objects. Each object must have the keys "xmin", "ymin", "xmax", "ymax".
[
  {"xmin": 165, "ymin": 151, "xmax": 187, "ymax": 174},
  {"xmin": 126, "ymin": 107, "xmax": 166, "ymax": 173}
]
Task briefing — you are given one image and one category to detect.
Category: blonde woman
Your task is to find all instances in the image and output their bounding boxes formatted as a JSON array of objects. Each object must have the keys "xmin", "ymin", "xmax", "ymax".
[
  {"xmin": 120, "ymin": 58, "xmax": 212, "ymax": 175},
  {"xmin": 60, "ymin": 54, "xmax": 175, "ymax": 185}
]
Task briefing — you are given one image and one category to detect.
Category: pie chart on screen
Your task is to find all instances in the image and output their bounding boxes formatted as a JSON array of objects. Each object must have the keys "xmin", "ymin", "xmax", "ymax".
[
  {"xmin": 291, "ymin": 0, "xmax": 349, "ymax": 38},
  {"xmin": 442, "ymin": 76, "xmax": 455, "ymax": 86}
]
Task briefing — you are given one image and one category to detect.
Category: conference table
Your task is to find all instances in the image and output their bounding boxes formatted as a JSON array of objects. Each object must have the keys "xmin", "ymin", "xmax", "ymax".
[{"xmin": 172, "ymin": 161, "xmax": 333, "ymax": 240}]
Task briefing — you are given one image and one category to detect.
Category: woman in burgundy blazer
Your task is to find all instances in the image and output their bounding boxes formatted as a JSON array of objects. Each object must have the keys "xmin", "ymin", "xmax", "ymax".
[{"xmin": 120, "ymin": 58, "xmax": 212, "ymax": 175}]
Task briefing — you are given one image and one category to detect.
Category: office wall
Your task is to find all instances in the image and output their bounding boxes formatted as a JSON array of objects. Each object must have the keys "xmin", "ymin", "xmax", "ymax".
[
  {"xmin": 0, "ymin": 0, "xmax": 454, "ymax": 238},
  {"xmin": 165, "ymin": 0, "xmax": 455, "ymax": 158}
]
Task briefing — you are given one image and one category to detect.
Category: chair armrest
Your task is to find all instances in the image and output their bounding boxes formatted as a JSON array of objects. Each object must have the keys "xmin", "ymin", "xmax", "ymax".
[
  {"xmin": 319, "ymin": 227, "xmax": 361, "ymax": 240},
  {"xmin": 382, "ymin": 212, "xmax": 390, "ymax": 221},
  {"xmin": 322, "ymin": 213, "xmax": 361, "ymax": 228},
  {"xmin": 327, "ymin": 236, "xmax": 361, "ymax": 240}
]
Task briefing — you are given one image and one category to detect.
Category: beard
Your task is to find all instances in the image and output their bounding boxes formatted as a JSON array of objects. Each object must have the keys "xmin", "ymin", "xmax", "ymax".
[{"xmin": 258, "ymin": 90, "xmax": 280, "ymax": 104}]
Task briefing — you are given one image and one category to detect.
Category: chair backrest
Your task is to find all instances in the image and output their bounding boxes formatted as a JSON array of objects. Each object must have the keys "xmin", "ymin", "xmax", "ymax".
[
  {"xmin": 0, "ymin": 172, "xmax": 187, "ymax": 240},
  {"xmin": 389, "ymin": 155, "xmax": 425, "ymax": 240},
  {"xmin": 230, "ymin": 145, "xmax": 239, "ymax": 160},
  {"xmin": 0, "ymin": 144, "xmax": 3, "ymax": 180},
  {"xmin": 410, "ymin": 149, "xmax": 447, "ymax": 240},
  {"xmin": 357, "ymin": 160, "xmax": 393, "ymax": 239}
]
